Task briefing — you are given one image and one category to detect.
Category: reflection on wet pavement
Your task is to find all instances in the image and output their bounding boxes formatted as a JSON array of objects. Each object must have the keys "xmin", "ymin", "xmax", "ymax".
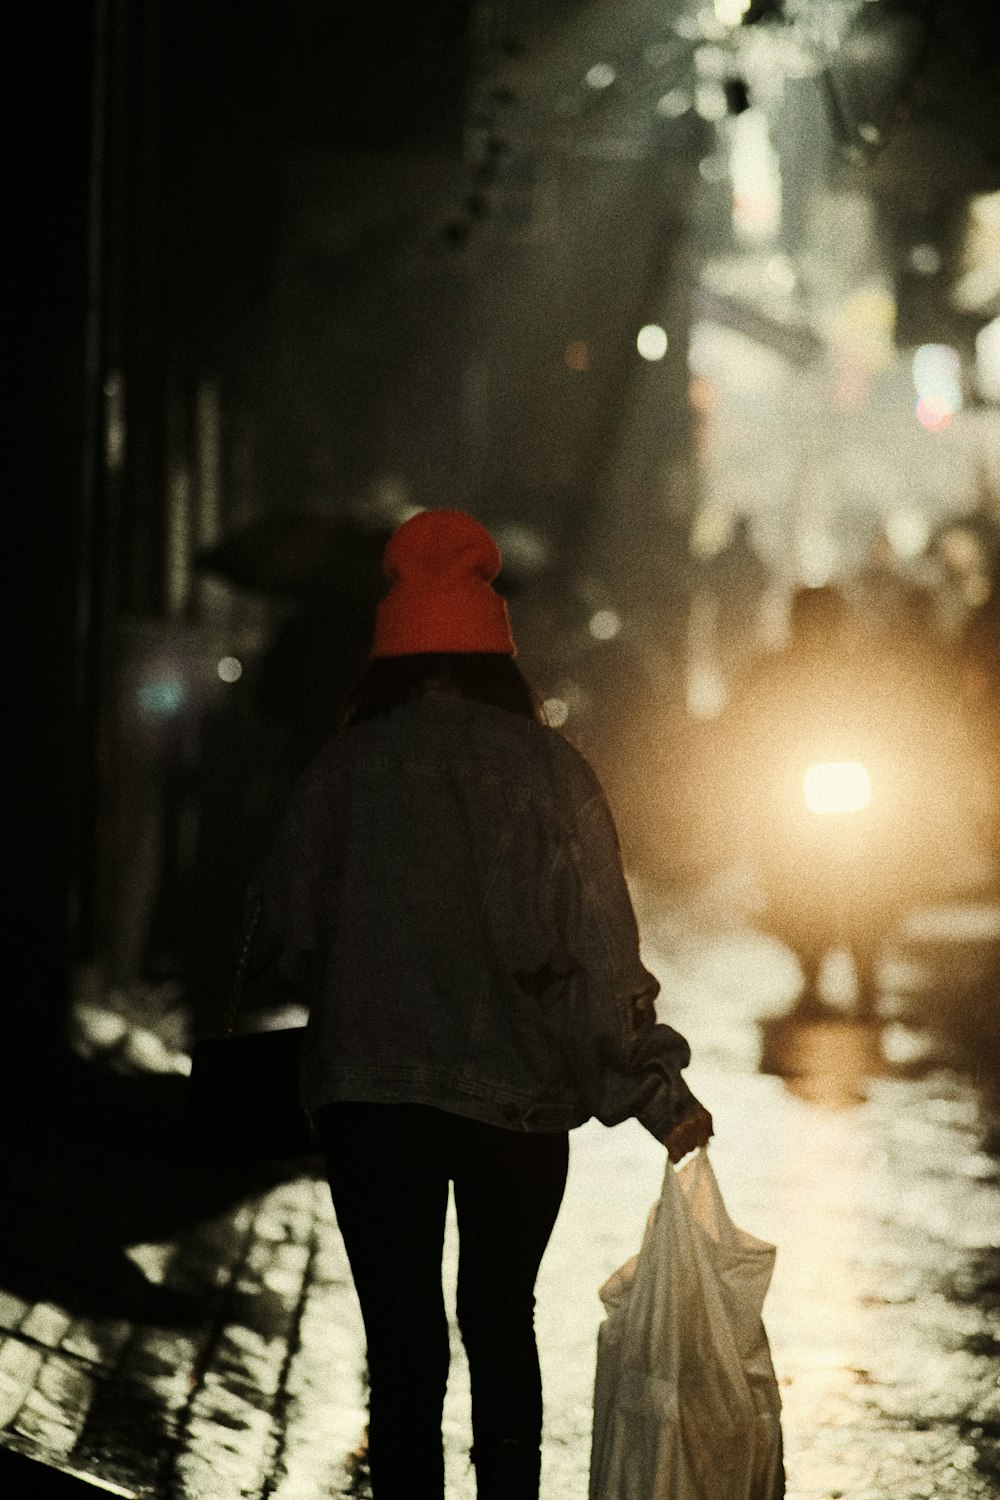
[
  {"xmin": 0, "ymin": 898, "xmax": 997, "ymax": 1498},
  {"xmin": 633, "ymin": 906, "xmax": 1000, "ymax": 1500}
]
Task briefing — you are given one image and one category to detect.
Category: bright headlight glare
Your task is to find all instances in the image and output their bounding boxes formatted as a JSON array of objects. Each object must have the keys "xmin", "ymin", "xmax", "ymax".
[{"xmin": 803, "ymin": 761, "xmax": 872, "ymax": 815}]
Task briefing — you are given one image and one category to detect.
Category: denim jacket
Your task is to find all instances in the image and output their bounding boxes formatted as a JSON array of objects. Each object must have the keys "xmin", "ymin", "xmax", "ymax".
[{"xmin": 245, "ymin": 697, "xmax": 699, "ymax": 1141}]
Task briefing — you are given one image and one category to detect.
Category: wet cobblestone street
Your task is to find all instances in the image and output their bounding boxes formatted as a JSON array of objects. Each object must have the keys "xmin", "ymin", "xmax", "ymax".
[{"xmin": 1, "ymin": 896, "xmax": 998, "ymax": 1498}]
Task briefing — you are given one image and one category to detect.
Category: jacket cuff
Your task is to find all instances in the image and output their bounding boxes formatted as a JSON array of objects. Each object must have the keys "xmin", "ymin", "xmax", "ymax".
[{"xmin": 637, "ymin": 1070, "xmax": 700, "ymax": 1143}]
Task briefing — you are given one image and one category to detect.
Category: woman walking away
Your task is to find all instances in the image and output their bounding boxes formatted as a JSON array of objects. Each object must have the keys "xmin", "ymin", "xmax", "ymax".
[{"xmin": 246, "ymin": 509, "xmax": 713, "ymax": 1500}]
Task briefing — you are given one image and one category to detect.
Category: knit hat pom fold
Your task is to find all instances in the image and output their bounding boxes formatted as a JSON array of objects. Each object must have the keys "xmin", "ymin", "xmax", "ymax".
[{"xmin": 371, "ymin": 508, "xmax": 516, "ymax": 658}]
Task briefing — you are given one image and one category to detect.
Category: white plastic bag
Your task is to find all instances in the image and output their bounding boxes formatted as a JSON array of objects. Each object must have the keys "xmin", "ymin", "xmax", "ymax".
[{"xmin": 589, "ymin": 1150, "xmax": 784, "ymax": 1500}]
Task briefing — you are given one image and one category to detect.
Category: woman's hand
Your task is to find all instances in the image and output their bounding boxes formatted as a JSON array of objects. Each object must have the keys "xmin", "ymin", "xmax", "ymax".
[{"xmin": 664, "ymin": 1104, "xmax": 714, "ymax": 1163}]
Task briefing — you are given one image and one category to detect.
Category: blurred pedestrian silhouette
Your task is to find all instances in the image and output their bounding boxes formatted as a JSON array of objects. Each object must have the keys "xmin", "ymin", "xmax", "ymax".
[
  {"xmin": 848, "ymin": 527, "xmax": 939, "ymax": 659},
  {"xmin": 698, "ymin": 512, "xmax": 771, "ymax": 697}
]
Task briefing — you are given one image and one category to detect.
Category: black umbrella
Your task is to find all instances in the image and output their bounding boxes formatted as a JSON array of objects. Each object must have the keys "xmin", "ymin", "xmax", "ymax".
[
  {"xmin": 199, "ymin": 508, "xmax": 532, "ymax": 599},
  {"xmin": 197, "ymin": 510, "xmax": 392, "ymax": 599}
]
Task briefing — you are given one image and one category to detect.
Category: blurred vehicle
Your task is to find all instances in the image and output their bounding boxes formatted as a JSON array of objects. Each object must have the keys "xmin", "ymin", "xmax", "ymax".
[
  {"xmin": 740, "ymin": 715, "xmax": 908, "ymax": 1016},
  {"xmin": 709, "ymin": 584, "xmax": 969, "ymax": 1016}
]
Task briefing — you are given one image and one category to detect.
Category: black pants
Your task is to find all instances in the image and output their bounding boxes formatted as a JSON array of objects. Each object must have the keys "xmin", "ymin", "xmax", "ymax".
[{"xmin": 316, "ymin": 1102, "xmax": 569, "ymax": 1500}]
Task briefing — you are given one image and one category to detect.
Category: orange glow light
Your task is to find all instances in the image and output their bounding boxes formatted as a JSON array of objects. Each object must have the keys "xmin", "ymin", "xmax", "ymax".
[
  {"xmin": 689, "ymin": 375, "xmax": 717, "ymax": 414},
  {"xmin": 915, "ymin": 394, "xmax": 954, "ymax": 432}
]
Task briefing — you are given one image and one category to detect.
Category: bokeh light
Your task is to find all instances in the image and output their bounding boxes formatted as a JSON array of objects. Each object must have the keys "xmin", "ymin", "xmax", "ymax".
[
  {"xmin": 689, "ymin": 375, "xmax": 717, "ymax": 415},
  {"xmin": 636, "ymin": 324, "xmax": 668, "ymax": 361},
  {"xmin": 543, "ymin": 697, "xmax": 570, "ymax": 727},
  {"xmin": 953, "ymin": 191, "xmax": 1000, "ymax": 312},
  {"xmin": 217, "ymin": 656, "xmax": 243, "ymax": 683},
  {"xmin": 804, "ymin": 761, "xmax": 872, "ymax": 816},
  {"xmin": 139, "ymin": 677, "xmax": 184, "ymax": 716},
  {"xmin": 908, "ymin": 243, "xmax": 942, "ymax": 275},
  {"xmin": 588, "ymin": 608, "xmax": 622, "ymax": 641},
  {"xmin": 656, "ymin": 88, "xmax": 691, "ymax": 119},
  {"xmin": 835, "ymin": 286, "xmax": 897, "ymax": 372},
  {"xmin": 912, "ymin": 343, "xmax": 962, "ymax": 430},
  {"xmin": 975, "ymin": 317, "xmax": 1000, "ymax": 402},
  {"xmin": 912, "ymin": 342, "xmax": 961, "ymax": 396},
  {"xmin": 915, "ymin": 395, "xmax": 954, "ymax": 432},
  {"xmin": 730, "ymin": 110, "xmax": 781, "ymax": 245},
  {"xmin": 585, "ymin": 63, "xmax": 616, "ymax": 90},
  {"xmin": 695, "ymin": 85, "xmax": 728, "ymax": 123},
  {"xmin": 714, "ymin": 0, "xmax": 750, "ymax": 24},
  {"xmin": 564, "ymin": 340, "xmax": 591, "ymax": 372},
  {"xmin": 885, "ymin": 508, "xmax": 931, "ymax": 559}
]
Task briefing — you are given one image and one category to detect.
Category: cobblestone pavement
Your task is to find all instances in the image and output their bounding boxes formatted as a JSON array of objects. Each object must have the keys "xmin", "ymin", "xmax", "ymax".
[{"xmin": 1, "ymin": 895, "xmax": 998, "ymax": 1498}]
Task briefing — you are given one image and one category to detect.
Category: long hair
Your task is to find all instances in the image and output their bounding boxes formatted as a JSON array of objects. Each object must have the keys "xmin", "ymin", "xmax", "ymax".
[{"xmin": 342, "ymin": 653, "xmax": 543, "ymax": 728}]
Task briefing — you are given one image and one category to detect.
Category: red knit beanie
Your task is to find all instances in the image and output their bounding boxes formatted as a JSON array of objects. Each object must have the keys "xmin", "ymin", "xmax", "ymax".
[{"xmin": 371, "ymin": 509, "xmax": 516, "ymax": 658}]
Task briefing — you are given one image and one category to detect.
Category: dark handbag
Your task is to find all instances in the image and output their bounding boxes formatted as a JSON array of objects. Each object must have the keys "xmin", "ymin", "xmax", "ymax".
[{"xmin": 185, "ymin": 900, "xmax": 316, "ymax": 1163}]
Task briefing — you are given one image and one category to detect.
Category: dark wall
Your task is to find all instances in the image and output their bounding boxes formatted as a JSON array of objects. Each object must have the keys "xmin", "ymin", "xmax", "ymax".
[{"xmin": 12, "ymin": 2, "xmax": 98, "ymax": 1122}]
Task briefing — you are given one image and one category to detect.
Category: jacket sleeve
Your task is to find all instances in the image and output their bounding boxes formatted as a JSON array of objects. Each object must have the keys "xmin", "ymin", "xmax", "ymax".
[{"xmin": 543, "ymin": 773, "xmax": 701, "ymax": 1142}]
